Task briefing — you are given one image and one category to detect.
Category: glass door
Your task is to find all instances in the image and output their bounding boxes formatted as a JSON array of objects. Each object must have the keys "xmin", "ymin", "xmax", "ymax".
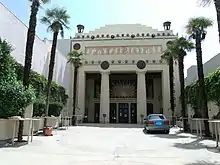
[
  {"xmin": 94, "ymin": 103, "xmax": 100, "ymax": 123},
  {"xmin": 110, "ymin": 103, "xmax": 117, "ymax": 123},
  {"xmin": 130, "ymin": 103, "xmax": 137, "ymax": 123},
  {"xmin": 118, "ymin": 103, "xmax": 129, "ymax": 123}
]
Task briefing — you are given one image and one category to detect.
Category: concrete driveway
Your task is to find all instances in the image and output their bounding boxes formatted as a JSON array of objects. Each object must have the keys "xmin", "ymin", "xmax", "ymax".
[{"xmin": 0, "ymin": 124, "xmax": 219, "ymax": 165}]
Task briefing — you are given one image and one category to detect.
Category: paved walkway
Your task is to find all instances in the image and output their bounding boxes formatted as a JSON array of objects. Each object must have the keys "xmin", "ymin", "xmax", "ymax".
[{"xmin": 0, "ymin": 125, "xmax": 219, "ymax": 165}]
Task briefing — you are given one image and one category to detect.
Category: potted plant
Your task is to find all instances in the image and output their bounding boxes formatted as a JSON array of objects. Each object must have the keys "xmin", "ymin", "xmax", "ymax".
[{"xmin": 0, "ymin": 39, "xmax": 35, "ymax": 143}]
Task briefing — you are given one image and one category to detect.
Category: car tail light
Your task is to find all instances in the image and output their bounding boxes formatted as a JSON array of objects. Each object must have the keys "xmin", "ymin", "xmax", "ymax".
[
  {"xmin": 164, "ymin": 121, "xmax": 169, "ymax": 125},
  {"xmin": 148, "ymin": 121, "xmax": 154, "ymax": 124}
]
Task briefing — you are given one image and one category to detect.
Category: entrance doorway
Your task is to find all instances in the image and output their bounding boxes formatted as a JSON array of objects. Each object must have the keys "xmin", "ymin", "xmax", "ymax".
[
  {"xmin": 130, "ymin": 103, "xmax": 137, "ymax": 123},
  {"xmin": 147, "ymin": 103, "xmax": 154, "ymax": 116},
  {"xmin": 118, "ymin": 103, "xmax": 129, "ymax": 123},
  {"xmin": 110, "ymin": 103, "xmax": 117, "ymax": 123},
  {"xmin": 94, "ymin": 103, "xmax": 100, "ymax": 123}
]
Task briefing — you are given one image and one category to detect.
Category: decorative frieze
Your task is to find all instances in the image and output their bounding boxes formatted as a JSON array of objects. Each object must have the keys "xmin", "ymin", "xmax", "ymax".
[{"xmin": 85, "ymin": 45, "xmax": 162, "ymax": 55}]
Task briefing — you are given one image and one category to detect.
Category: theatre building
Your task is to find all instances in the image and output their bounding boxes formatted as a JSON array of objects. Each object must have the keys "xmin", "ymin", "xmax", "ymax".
[{"xmin": 60, "ymin": 23, "xmax": 180, "ymax": 124}]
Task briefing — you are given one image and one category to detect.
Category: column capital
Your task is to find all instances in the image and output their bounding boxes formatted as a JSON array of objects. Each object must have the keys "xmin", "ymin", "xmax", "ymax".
[
  {"xmin": 136, "ymin": 71, "xmax": 146, "ymax": 74},
  {"xmin": 100, "ymin": 71, "xmax": 110, "ymax": 75}
]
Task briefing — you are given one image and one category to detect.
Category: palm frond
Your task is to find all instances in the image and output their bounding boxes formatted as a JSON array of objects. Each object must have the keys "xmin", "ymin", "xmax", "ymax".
[
  {"xmin": 40, "ymin": 16, "xmax": 51, "ymax": 26},
  {"xmin": 60, "ymin": 26, "xmax": 64, "ymax": 38},
  {"xmin": 185, "ymin": 17, "xmax": 213, "ymax": 34},
  {"xmin": 67, "ymin": 51, "xmax": 84, "ymax": 67},
  {"xmin": 41, "ymin": 7, "xmax": 70, "ymax": 34}
]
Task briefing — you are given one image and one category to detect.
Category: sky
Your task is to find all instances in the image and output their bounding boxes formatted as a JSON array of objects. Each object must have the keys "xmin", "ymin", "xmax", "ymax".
[{"xmin": 0, "ymin": 0, "xmax": 219, "ymax": 74}]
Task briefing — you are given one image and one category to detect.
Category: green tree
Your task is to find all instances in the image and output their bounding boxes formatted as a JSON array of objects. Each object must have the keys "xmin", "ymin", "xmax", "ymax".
[
  {"xmin": 0, "ymin": 39, "xmax": 35, "ymax": 119},
  {"xmin": 171, "ymin": 37, "xmax": 195, "ymax": 131},
  {"xmin": 18, "ymin": 0, "xmax": 49, "ymax": 142},
  {"xmin": 67, "ymin": 50, "xmax": 83, "ymax": 125},
  {"xmin": 40, "ymin": 7, "xmax": 70, "ymax": 128},
  {"xmin": 161, "ymin": 41, "xmax": 175, "ymax": 126},
  {"xmin": 186, "ymin": 17, "xmax": 213, "ymax": 136},
  {"xmin": 199, "ymin": 0, "xmax": 220, "ymax": 43}
]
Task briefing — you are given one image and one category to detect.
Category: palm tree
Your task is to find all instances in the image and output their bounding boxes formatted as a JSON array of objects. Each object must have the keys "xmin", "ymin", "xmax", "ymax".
[
  {"xmin": 171, "ymin": 37, "xmax": 195, "ymax": 132},
  {"xmin": 18, "ymin": 0, "xmax": 49, "ymax": 142},
  {"xmin": 199, "ymin": 0, "xmax": 220, "ymax": 43},
  {"xmin": 40, "ymin": 7, "xmax": 70, "ymax": 128},
  {"xmin": 161, "ymin": 41, "xmax": 175, "ymax": 126},
  {"xmin": 67, "ymin": 51, "xmax": 83, "ymax": 125},
  {"xmin": 186, "ymin": 17, "xmax": 213, "ymax": 136}
]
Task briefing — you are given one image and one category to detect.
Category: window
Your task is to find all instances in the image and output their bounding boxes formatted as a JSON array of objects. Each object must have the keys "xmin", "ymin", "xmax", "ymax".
[{"xmin": 149, "ymin": 115, "xmax": 165, "ymax": 120}]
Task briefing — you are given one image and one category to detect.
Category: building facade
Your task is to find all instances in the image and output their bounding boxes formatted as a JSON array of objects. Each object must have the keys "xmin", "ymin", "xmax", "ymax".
[{"xmin": 61, "ymin": 24, "xmax": 181, "ymax": 124}]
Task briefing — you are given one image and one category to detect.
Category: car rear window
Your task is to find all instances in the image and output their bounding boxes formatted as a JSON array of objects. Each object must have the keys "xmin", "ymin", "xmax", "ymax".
[{"xmin": 149, "ymin": 115, "xmax": 165, "ymax": 120}]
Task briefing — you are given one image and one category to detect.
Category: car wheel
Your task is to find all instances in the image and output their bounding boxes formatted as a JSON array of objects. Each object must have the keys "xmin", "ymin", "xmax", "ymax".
[{"xmin": 164, "ymin": 130, "xmax": 170, "ymax": 134}]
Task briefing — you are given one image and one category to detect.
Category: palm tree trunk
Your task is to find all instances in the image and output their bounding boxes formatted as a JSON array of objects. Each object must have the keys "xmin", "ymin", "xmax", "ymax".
[
  {"xmin": 72, "ymin": 66, "xmax": 78, "ymax": 125},
  {"xmin": 18, "ymin": 1, "xmax": 39, "ymax": 142},
  {"xmin": 44, "ymin": 31, "xmax": 59, "ymax": 128},
  {"xmin": 178, "ymin": 55, "xmax": 188, "ymax": 132},
  {"xmin": 214, "ymin": 0, "xmax": 220, "ymax": 43},
  {"xmin": 169, "ymin": 57, "xmax": 175, "ymax": 126},
  {"xmin": 195, "ymin": 32, "xmax": 210, "ymax": 137}
]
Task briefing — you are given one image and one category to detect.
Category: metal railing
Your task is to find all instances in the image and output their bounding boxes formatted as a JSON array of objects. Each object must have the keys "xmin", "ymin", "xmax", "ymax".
[
  {"xmin": 187, "ymin": 118, "xmax": 220, "ymax": 148},
  {"xmin": 61, "ymin": 117, "xmax": 72, "ymax": 129}
]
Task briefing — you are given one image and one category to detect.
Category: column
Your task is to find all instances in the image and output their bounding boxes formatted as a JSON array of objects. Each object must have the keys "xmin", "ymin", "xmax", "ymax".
[
  {"xmin": 86, "ymin": 79, "xmax": 95, "ymax": 122},
  {"xmin": 162, "ymin": 69, "xmax": 171, "ymax": 116},
  {"xmin": 67, "ymin": 64, "xmax": 74, "ymax": 116},
  {"xmin": 100, "ymin": 72, "xmax": 110, "ymax": 123},
  {"xmin": 137, "ymin": 71, "xmax": 147, "ymax": 123},
  {"xmin": 77, "ymin": 70, "xmax": 86, "ymax": 120}
]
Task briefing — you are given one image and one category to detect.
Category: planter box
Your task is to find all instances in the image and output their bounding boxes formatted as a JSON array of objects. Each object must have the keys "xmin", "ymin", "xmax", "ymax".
[
  {"xmin": 22, "ymin": 119, "xmax": 41, "ymax": 136},
  {"xmin": 34, "ymin": 117, "xmax": 59, "ymax": 130},
  {"xmin": 0, "ymin": 119, "xmax": 16, "ymax": 144},
  {"xmin": 46, "ymin": 117, "xmax": 59, "ymax": 128}
]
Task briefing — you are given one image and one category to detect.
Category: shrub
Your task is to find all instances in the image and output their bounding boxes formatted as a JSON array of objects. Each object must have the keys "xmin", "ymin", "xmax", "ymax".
[
  {"xmin": 33, "ymin": 101, "xmax": 64, "ymax": 117},
  {"xmin": 14, "ymin": 62, "xmax": 68, "ymax": 106},
  {"xmin": 0, "ymin": 81, "xmax": 36, "ymax": 118},
  {"xmin": 0, "ymin": 39, "xmax": 36, "ymax": 118}
]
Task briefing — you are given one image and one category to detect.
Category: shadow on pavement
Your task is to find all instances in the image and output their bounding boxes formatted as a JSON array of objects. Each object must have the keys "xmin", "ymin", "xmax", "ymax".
[
  {"xmin": 77, "ymin": 123, "xmax": 144, "ymax": 128},
  {"xmin": 143, "ymin": 129, "xmax": 196, "ymax": 139},
  {"xmin": 0, "ymin": 140, "xmax": 28, "ymax": 148},
  {"xmin": 173, "ymin": 138, "xmax": 207, "ymax": 150},
  {"xmin": 185, "ymin": 160, "xmax": 220, "ymax": 165},
  {"xmin": 173, "ymin": 138, "xmax": 220, "ymax": 154}
]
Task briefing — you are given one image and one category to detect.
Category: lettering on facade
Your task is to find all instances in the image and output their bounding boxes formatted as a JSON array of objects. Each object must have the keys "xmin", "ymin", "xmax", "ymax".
[{"xmin": 85, "ymin": 45, "xmax": 162, "ymax": 55}]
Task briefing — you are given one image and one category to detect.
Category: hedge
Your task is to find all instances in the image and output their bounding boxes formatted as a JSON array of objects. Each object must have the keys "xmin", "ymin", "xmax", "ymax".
[{"xmin": 14, "ymin": 62, "xmax": 68, "ymax": 117}]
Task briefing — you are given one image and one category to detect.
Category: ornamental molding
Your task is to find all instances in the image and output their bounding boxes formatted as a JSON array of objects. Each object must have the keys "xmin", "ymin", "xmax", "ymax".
[
  {"xmin": 85, "ymin": 45, "xmax": 162, "ymax": 55},
  {"xmin": 83, "ymin": 59, "xmax": 166, "ymax": 65},
  {"xmin": 72, "ymin": 32, "xmax": 177, "ymax": 40}
]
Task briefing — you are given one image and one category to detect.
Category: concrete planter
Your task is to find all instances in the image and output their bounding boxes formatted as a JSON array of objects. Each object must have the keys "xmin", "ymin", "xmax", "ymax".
[
  {"xmin": 46, "ymin": 117, "xmax": 59, "ymax": 128},
  {"xmin": 0, "ymin": 119, "xmax": 15, "ymax": 144},
  {"xmin": 35, "ymin": 117, "xmax": 59, "ymax": 130}
]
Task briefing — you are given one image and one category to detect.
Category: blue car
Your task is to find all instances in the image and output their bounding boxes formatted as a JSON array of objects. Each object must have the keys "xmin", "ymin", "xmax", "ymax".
[{"xmin": 144, "ymin": 114, "xmax": 170, "ymax": 134}]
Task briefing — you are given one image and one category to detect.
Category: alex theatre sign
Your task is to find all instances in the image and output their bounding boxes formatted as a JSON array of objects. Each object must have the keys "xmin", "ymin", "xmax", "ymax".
[{"xmin": 85, "ymin": 45, "xmax": 162, "ymax": 55}]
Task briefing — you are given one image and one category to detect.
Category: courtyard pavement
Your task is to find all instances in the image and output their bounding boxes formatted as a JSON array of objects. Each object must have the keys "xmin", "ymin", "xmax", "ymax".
[{"xmin": 0, "ymin": 124, "xmax": 220, "ymax": 165}]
